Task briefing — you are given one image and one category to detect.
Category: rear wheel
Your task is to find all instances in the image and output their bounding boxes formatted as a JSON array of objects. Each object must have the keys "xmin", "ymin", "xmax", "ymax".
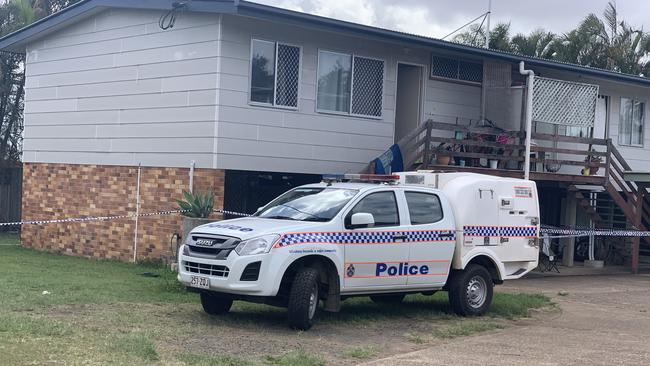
[
  {"xmin": 200, "ymin": 292, "xmax": 233, "ymax": 315},
  {"xmin": 287, "ymin": 267, "xmax": 320, "ymax": 330},
  {"xmin": 370, "ymin": 294, "xmax": 406, "ymax": 304},
  {"xmin": 448, "ymin": 264, "xmax": 493, "ymax": 316}
]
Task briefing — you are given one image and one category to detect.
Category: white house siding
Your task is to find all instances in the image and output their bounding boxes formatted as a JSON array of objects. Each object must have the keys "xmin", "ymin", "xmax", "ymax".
[
  {"xmin": 214, "ymin": 14, "xmax": 481, "ymax": 174},
  {"xmin": 538, "ymin": 68, "xmax": 650, "ymax": 171},
  {"xmin": 22, "ymin": 8, "xmax": 482, "ymax": 174},
  {"xmin": 23, "ymin": 8, "xmax": 220, "ymax": 168}
]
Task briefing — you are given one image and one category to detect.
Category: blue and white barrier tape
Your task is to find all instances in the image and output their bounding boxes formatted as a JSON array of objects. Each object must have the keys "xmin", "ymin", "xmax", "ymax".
[
  {"xmin": 0, "ymin": 209, "xmax": 251, "ymax": 228},
  {"xmin": 1, "ymin": 209, "xmax": 647, "ymax": 240}
]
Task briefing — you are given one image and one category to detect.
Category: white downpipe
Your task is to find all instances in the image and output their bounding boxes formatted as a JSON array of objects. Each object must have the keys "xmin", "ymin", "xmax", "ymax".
[
  {"xmin": 519, "ymin": 61, "xmax": 534, "ymax": 181},
  {"xmin": 189, "ymin": 160, "xmax": 195, "ymax": 193},
  {"xmin": 133, "ymin": 163, "xmax": 142, "ymax": 263}
]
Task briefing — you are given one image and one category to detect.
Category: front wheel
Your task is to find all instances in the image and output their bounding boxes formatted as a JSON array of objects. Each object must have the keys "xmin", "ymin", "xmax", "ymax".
[
  {"xmin": 287, "ymin": 268, "xmax": 320, "ymax": 330},
  {"xmin": 200, "ymin": 292, "xmax": 233, "ymax": 315},
  {"xmin": 448, "ymin": 264, "xmax": 493, "ymax": 316}
]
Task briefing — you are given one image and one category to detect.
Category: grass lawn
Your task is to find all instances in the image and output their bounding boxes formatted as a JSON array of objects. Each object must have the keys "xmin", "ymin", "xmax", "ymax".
[{"xmin": 0, "ymin": 244, "xmax": 552, "ymax": 366}]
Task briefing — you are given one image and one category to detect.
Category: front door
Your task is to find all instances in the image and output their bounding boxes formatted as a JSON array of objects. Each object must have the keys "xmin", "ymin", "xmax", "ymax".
[
  {"xmin": 343, "ymin": 190, "xmax": 409, "ymax": 288},
  {"xmin": 394, "ymin": 63, "xmax": 423, "ymax": 143}
]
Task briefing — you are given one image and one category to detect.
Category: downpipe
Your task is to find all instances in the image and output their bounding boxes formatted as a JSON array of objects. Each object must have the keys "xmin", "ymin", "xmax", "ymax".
[{"xmin": 519, "ymin": 61, "xmax": 534, "ymax": 181}]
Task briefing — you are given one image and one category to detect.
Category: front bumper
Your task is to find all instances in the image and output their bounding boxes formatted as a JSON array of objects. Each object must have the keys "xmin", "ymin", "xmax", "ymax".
[{"xmin": 177, "ymin": 247, "xmax": 277, "ymax": 296}]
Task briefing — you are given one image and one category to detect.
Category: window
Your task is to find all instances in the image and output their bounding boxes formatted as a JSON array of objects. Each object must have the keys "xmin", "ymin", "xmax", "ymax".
[
  {"xmin": 430, "ymin": 54, "xmax": 482, "ymax": 84},
  {"xmin": 250, "ymin": 39, "xmax": 300, "ymax": 108},
  {"xmin": 256, "ymin": 187, "xmax": 358, "ymax": 222},
  {"xmin": 346, "ymin": 191, "xmax": 399, "ymax": 228},
  {"xmin": 317, "ymin": 50, "xmax": 384, "ymax": 117},
  {"xmin": 405, "ymin": 192, "xmax": 443, "ymax": 225},
  {"xmin": 619, "ymin": 97, "xmax": 645, "ymax": 146}
]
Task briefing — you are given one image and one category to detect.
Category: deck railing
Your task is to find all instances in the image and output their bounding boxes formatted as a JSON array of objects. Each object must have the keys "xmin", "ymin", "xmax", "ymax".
[{"xmin": 397, "ymin": 119, "xmax": 612, "ymax": 185}]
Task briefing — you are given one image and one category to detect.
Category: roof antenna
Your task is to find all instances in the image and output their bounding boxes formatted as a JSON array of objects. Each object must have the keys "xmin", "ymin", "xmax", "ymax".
[{"xmin": 159, "ymin": 1, "xmax": 189, "ymax": 30}]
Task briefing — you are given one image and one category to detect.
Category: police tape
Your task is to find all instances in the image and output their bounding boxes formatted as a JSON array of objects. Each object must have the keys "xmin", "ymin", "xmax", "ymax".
[
  {"xmin": 2, "ymin": 209, "xmax": 649, "ymax": 240},
  {"xmin": 0, "ymin": 209, "xmax": 252, "ymax": 228},
  {"xmin": 539, "ymin": 225, "xmax": 650, "ymax": 238}
]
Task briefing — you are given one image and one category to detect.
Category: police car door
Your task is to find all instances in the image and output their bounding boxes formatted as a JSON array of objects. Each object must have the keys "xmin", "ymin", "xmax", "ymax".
[
  {"xmin": 403, "ymin": 190, "xmax": 456, "ymax": 287},
  {"xmin": 342, "ymin": 189, "xmax": 409, "ymax": 288}
]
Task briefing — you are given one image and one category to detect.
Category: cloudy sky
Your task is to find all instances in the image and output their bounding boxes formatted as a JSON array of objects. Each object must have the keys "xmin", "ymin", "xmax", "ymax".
[{"xmin": 251, "ymin": 0, "xmax": 650, "ymax": 40}]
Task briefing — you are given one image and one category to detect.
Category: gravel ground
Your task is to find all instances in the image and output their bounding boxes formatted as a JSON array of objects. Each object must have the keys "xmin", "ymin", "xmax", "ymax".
[{"xmin": 366, "ymin": 273, "xmax": 650, "ymax": 366}]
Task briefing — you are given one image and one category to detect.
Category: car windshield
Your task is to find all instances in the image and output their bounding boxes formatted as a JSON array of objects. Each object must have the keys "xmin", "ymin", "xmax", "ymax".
[{"xmin": 256, "ymin": 187, "xmax": 358, "ymax": 222}]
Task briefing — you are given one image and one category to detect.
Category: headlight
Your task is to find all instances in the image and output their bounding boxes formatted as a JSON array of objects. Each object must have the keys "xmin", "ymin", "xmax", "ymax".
[{"xmin": 234, "ymin": 234, "xmax": 280, "ymax": 256}]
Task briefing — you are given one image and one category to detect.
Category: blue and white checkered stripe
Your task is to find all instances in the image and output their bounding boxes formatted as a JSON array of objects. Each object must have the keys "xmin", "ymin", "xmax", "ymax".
[
  {"xmin": 276, "ymin": 230, "xmax": 456, "ymax": 247},
  {"xmin": 464, "ymin": 226, "xmax": 537, "ymax": 238}
]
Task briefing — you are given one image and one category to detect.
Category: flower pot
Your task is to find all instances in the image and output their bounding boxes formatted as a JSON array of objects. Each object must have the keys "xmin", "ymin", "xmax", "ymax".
[
  {"xmin": 455, "ymin": 158, "xmax": 466, "ymax": 167},
  {"xmin": 590, "ymin": 166, "xmax": 600, "ymax": 175},
  {"xmin": 181, "ymin": 216, "xmax": 215, "ymax": 245},
  {"xmin": 488, "ymin": 159, "xmax": 498, "ymax": 169},
  {"xmin": 582, "ymin": 167, "xmax": 590, "ymax": 176},
  {"xmin": 436, "ymin": 155, "xmax": 451, "ymax": 165}
]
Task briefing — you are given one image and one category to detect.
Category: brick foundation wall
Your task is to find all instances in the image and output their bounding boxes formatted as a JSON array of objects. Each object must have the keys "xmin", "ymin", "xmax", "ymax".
[{"xmin": 21, "ymin": 163, "xmax": 224, "ymax": 262}]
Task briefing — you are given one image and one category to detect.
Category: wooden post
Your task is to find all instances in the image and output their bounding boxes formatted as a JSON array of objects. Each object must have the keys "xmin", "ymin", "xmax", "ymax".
[
  {"xmin": 422, "ymin": 121, "xmax": 433, "ymax": 169},
  {"xmin": 632, "ymin": 189, "xmax": 644, "ymax": 274},
  {"xmin": 604, "ymin": 139, "xmax": 612, "ymax": 185}
]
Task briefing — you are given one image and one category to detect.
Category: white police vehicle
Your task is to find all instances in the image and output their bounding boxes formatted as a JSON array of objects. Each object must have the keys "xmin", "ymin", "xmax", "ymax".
[{"xmin": 178, "ymin": 172, "xmax": 540, "ymax": 330}]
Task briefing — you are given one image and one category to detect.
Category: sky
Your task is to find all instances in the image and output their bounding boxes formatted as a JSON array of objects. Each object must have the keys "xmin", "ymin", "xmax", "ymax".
[{"xmin": 251, "ymin": 0, "xmax": 650, "ymax": 40}]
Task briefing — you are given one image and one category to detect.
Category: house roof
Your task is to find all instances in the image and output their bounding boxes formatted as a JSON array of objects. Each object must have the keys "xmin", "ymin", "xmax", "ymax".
[{"xmin": 2, "ymin": 0, "xmax": 650, "ymax": 88}]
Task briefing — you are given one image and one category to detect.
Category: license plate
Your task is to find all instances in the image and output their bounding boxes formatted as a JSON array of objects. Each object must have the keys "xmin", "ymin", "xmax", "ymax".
[{"xmin": 189, "ymin": 275, "xmax": 210, "ymax": 289}]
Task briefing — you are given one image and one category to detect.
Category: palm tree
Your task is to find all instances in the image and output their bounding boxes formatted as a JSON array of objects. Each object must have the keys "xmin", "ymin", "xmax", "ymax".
[
  {"xmin": 511, "ymin": 29, "xmax": 557, "ymax": 58},
  {"xmin": 554, "ymin": 2, "xmax": 650, "ymax": 75}
]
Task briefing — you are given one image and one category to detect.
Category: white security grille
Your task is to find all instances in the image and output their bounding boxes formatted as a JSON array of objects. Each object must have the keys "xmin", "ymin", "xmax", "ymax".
[
  {"xmin": 431, "ymin": 55, "xmax": 482, "ymax": 83},
  {"xmin": 275, "ymin": 44, "xmax": 300, "ymax": 107},
  {"xmin": 532, "ymin": 77, "xmax": 599, "ymax": 127},
  {"xmin": 352, "ymin": 57, "xmax": 384, "ymax": 117}
]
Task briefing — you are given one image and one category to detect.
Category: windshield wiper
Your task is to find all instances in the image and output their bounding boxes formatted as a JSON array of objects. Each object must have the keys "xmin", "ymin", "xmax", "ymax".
[
  {"xmin": 263, "ymin": 215, "xmax": 298, "ymax": 221},
  {"xmin": 278, "ymin": 204, "xmax": 329, "ymax": 222}
]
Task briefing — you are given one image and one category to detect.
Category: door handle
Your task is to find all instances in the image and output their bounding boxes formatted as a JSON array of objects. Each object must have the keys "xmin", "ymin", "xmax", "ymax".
[
  {"xmin": 439, "ymin": 232, "xmax": 454, "ymax": 239},
  {"xmin": 393, "ymin": 234, "xmax": 408, "ymax": 241}
]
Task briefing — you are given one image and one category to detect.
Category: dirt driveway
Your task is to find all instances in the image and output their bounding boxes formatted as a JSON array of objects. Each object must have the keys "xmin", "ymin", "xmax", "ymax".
[{"xmin": 366, "ymin": 274, "xmax": 650, "ymax": 366}]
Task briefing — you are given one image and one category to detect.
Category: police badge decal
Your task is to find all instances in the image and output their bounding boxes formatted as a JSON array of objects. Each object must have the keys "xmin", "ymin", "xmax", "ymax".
[{"xmin": 346, "ymin": 264, "xmax": 355, "ymax": 277}]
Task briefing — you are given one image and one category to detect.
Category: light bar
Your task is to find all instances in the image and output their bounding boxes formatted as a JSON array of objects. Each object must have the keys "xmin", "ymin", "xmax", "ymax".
[{"xmin": 322, "ymin": 174, "xmax": 400, "ymax": 183}]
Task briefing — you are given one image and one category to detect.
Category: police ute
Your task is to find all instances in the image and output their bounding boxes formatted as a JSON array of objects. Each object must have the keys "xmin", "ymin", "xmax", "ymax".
[{"xmin": 177, "ymin": 172, "xmax": 540, "ymax": 330}]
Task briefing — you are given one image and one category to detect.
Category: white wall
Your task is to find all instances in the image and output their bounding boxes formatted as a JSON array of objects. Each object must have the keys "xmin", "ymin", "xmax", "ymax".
[
  {"xmin": 22, "ymin": 9, "xmax": 482, "ymax": 173},
  {"xmin": 23, "ymin": 8, "xmax": 220, "ymax": 168},
  {"xmin": 213, "ymin": 14, "xmax": 481, "ymax": 174},
  {"xmin": 537, "ymin": 68, "xmax": 650, "ymax": 171}
]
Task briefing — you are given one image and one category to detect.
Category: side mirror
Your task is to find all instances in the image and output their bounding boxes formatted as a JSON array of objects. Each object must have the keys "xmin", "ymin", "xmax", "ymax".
[
  {"xmin": 256, "ymin": 206, "xmax": 265, "ymax": 213},
  {"xmin": 350, "ymin": 213, "xmax": 375, "ymax": 229}
]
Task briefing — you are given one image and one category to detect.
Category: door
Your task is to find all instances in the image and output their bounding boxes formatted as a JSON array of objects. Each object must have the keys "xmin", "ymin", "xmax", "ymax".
[
  {"xmin": 403, "ymin": 190, "xmax": 456, "ymax": 287},
  {"xmin": 343, "ymin": 190, "xmax": 409, "ymax": 288},
  {"xmin": 394, "ymin": 63, "xmax": 423, "ymax": 143}
]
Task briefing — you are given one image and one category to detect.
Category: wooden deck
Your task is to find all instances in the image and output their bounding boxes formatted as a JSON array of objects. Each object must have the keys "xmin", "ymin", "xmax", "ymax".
[{"xmin": 424, "ymin": 164, "xmax": 608, "ymax": 185}]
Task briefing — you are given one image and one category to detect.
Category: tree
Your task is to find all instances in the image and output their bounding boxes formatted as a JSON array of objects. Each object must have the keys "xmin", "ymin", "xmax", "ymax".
[{"xmin": 451, "ymin": 2, "xmax": 650, "ymax": 77}]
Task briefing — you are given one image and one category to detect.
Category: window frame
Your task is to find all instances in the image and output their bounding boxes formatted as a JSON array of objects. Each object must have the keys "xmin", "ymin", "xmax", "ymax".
[
  {"xmin": 344, "ymin": 190, "xmax": 400, "ymax": 229},
  {"xmin": 316, "ymin": 49, "xmax": 385, "ymax": 119},
  {"xmin": 429, "ymin": 54, "xmax": 483, "ymax": 86},
  {"xmin": 618, "ymin": 96, "xmax": 646, "ymax": 148},
  {"xmin": 248, "ymin": 37, "xmax": 302, "ymax": 110},
  {"xmin": 404, "ymin": 191, "xmax": 444, "ymax": 226}
]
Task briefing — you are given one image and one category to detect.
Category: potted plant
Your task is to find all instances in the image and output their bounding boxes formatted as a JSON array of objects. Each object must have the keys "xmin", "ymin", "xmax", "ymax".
[
  {"xmin": 435, "ymin": 142, "xmax": 453, "ymax": 165},
  {"xmin": 176, "ymin": 189, "xmax": 215, "ymax": 243},
  {"xmin": 582, "ymin": 151, "xmax": 603, "ymax": 176}
]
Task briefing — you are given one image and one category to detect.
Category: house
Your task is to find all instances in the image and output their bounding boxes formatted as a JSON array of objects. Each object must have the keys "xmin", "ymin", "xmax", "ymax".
[{"xmin": 0, "ymin": 0, "xmax": 648, "ymax": 269}]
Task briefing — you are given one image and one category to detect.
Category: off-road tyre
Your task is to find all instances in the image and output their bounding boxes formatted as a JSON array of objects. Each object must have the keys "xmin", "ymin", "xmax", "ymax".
[
  {"xmin": 200, "ymin": 292, "xmax": 233, "ymax": 315},
  {"xmin": 448, "ymin": 264, "xmax": 493, "ymax": 316},
  {"xmin": 370, "ymin": 294, "xmax": 406, "ymax": 304},
  {"xmin": 287, "ymin": 267, "xmax": 320, "ymax": 330}
]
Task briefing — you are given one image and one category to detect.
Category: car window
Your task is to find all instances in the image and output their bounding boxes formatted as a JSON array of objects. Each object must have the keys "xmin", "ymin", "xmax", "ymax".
[
  {"xmin": 405, "ymin": 191, "xmax": 443, "ymax": 225},
  {"xmin": 346, "ymin": 191, "xmax": 399, "ymax": 228}
]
